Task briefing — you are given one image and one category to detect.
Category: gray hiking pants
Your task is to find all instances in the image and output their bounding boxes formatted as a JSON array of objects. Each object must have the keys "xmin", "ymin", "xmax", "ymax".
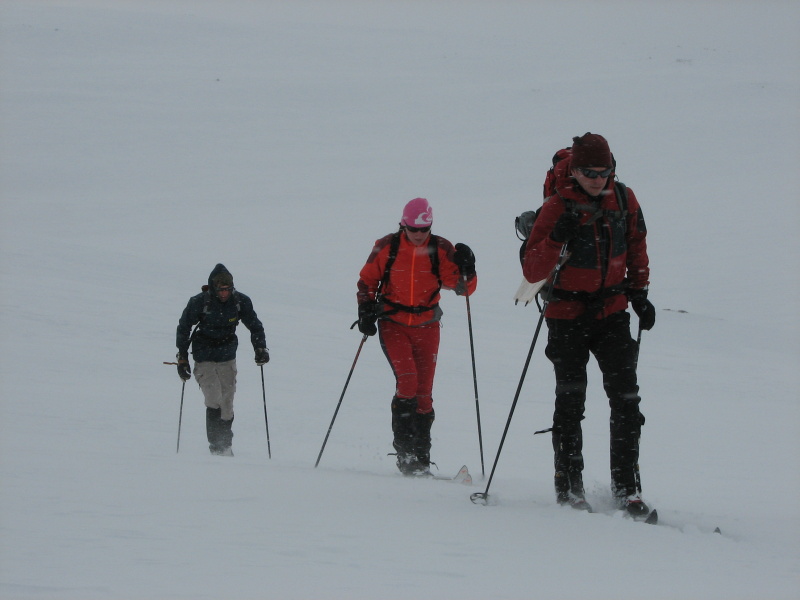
[{"xmin": 194, "ymin": 359, "xmax": 237, "ymax": 420}]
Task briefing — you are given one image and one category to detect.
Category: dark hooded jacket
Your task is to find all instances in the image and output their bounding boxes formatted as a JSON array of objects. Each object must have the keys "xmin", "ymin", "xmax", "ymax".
[{"xmin": 176, "ymin": 264, "xmax": 266, "ymax": 362}]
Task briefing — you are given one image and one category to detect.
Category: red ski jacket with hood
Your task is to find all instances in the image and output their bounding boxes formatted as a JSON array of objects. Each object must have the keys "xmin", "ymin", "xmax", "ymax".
[{"xmin": 522, "ymin": 159, "xmax": 649, "ymax": 320}]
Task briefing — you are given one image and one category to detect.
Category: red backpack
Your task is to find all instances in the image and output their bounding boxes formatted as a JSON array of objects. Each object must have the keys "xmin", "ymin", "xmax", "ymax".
[{"xmin": 542, "ymin": 147, "xmax": 573, "ymax": 200}]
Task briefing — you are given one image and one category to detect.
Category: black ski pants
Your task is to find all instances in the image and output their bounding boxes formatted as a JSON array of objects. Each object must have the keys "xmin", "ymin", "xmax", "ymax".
[{"xmin": 544, "ymin": 310, "xmax": 644, "ymax": 494}]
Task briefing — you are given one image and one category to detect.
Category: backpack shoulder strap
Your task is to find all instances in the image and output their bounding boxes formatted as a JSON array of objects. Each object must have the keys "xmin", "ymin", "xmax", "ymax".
[
  {"xmin": 425, "ymin": 235, "xmax": 443, "ymax": 303},
  {"xmin": 377, "ymin": 230, "xmax": 402, "ymax": 298},
  {"xmin": 190, "ymin": 290, "xmax": 212, "ymax": 341},
  {"xmin": 613, "ymin": 181, "xmax": 629, "ymax": 232},
  {"xmin": 614, "ymin": 181, "xmax": 628, "ymax": 217},
  {"xmin": 427, "ymin": 235, "xmax": 441, "ymax": 281},
  {"xmin": 231, "ymin": 291, "xmax": 242, "ymax": 314}
]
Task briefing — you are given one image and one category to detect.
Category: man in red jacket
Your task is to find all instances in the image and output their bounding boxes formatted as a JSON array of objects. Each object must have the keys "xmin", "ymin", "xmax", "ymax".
[
  {"xmin": 523, "ymin": 133, "xmax": 656, "ymax": 519},
  {"xmin": 357, "ymin": 198, "xmax": 478, "ymax": 476}
]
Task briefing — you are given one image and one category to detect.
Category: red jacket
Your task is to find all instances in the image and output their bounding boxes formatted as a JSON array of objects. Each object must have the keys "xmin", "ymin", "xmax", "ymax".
[
  {"xmin": 358, "ymin": 231, "xmax": 477, "ymax": 327},
  {"xmin": 522, "ymin": 159, "xmax": 649, "ymax": 319}
]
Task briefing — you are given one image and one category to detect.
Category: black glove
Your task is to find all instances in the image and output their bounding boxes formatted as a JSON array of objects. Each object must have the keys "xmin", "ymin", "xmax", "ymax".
[
  {"xmin": 357, "ymin": 300, "xmax": 379, "ymax": 336},
  {"xmin": 255, "ymin": 347, "xmax": 270, "ymax": 365},
  {"xmin": 176, "ymin": 354, "xmax": 191, "ymax": 381},
  {"xmin": 628, "ymin": 289, "xmax": 656, "ymax": 331},
  {"xmin": 453, "ymin": 243, "xmax": 476, "ymax": 277},
  {"xmin": 550, "ymin": 211, "xmax": 581, "ymax": 243}
]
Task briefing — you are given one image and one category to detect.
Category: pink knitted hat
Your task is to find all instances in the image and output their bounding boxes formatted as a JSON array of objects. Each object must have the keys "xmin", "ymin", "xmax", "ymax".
[{"xmin": 400, "ymin": 198, "xmax": 433, "ymax": 228}]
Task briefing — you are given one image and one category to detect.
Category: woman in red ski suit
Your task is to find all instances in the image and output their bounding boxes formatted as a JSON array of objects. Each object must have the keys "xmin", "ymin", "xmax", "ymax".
[
  {"xmin": 357, "ymin": 198, "xmax": 478, "ymax": 476},
  {"xmin": 523, "ymin": 133, "xmax": 656, "ymax": 519}
]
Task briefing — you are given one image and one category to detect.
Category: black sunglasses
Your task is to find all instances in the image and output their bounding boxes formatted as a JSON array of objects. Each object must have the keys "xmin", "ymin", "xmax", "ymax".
[
  {"xmin": 578, "ymin": 167, "xmax": 613, "ymax": 179},
  {"xmin": 405, "ymin": 225, "xmax": 431, "ymax": 233}
]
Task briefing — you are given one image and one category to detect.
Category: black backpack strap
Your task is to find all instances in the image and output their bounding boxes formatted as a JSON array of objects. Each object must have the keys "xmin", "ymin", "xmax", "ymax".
[
  {"xmin": 190, "ymin": 291, "xmax": 213, "ymax": 342},
  {"xmin": 377, "ymin": 230, "xmax": 403, "ymax": 299},
  {"xmin": 427, "ymin": 235, "xmax": 441, "ymax": 284},
  {"xmin": 382, "ymin": 298, "xmax": 440, "ymax": 315},
  {"xmin": 615, "ymin": 181, "xmax": 628, "ymax": 216},
  {"xmin": 378, "ymin": 232, "xmax": 442, "ymax": 316}
]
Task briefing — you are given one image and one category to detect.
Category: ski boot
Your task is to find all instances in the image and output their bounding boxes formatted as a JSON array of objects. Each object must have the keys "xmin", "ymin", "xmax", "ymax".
[
  {"xmin": 408, "ymin": 409, "xmax": 435, "ymax": 477},
  {"xmin": 553, "ymin": 430, "xmax": 591, "ymax": 511},
  {"xmin": 555, "ymin": 470, "xmax": 592, "ymax": 512},
  {"xmin": 207, "ymin": 408, "xmax": 234, "ymax": 456},
  {"xmin": 615, "ymin": 492, "xmax": 652, "ymax": 519},
  {"xmin": 391, "ymin": 397, "xmax": 418, "ymax": 475},
  {"xmin": 612, "ymin": 466, "xmax": 655, "ymax": 522}
]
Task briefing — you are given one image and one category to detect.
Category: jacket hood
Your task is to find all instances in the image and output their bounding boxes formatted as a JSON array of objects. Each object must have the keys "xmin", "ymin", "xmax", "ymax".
[{"xmin": 208, "ymin": 263, "xmax": 234, "ymax": 291}]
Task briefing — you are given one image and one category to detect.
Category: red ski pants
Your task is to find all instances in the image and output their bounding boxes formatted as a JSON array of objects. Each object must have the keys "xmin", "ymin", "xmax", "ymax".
[{"xmin": 378, "ymin": 320, "xmax": 440, "ymax": 414}]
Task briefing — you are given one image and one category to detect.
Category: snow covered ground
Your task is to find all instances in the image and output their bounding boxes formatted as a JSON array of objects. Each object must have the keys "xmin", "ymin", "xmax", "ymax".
[{"xmin": 1, "ymin": 1, "xmax": 798, "ymax": 599}]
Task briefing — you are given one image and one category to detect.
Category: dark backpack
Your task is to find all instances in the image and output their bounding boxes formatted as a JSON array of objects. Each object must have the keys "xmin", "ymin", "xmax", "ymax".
[{"xmin": 516, "ymin": 147, "xmax": 629, "ymax": 264}]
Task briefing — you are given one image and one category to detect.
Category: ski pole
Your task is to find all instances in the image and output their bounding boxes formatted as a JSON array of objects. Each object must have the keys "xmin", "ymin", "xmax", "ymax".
[
  {"xmin": 176, "ymin": 380, "xmax": 186, "ymax": 453},
  {"xmin": 261, "ymin": 365, "xmax": 272, "ymax": 458},
  {"xmin": 634, "ymin": 325, "xmax": 643, "ymax": 371},
  {"xmin": 471, "ymin": 244, "xmax": 569, "ymax": 505},
  {"xmin": 315, "ymin": 333, "xmax": 369, "ymax": 467},
  {"xmin": 463, "ymin": 274, "xmax": 485, "ymax": 478}
]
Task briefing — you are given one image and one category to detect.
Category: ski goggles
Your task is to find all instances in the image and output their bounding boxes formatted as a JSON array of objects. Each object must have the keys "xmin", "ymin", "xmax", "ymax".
[
  {"xmin": 405, "ymin": 225, "xmax": 431, "ymax": 233},
  {"xmin": 577, "ymin": 167, "xmax": 613, "ymax": 179}
]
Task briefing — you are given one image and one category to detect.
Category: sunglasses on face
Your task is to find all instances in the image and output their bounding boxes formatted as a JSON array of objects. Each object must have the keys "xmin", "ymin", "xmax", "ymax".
[
  {"xmin": 578, "ymin": 167, "xmax": 613, "ymax": 179},
  {"xmin": 405, "ymin": 225, "xmax": 431, "ymax": 233},
  {"xmin": 216, "ymin": 286, "xmax": 233, "ymax": 293}
]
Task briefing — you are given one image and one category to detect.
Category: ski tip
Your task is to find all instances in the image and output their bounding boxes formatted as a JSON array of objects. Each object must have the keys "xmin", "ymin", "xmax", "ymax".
[
  {"xmin": 713, "ymin": 526, "xmax": 722, "ymax": 535},
  {"xmin": 455, "ymin": 465, "xmax": 472, "ymax": 485},
  {"xmin": 645, "ymin": 509, "xmax": 658, "ymax": 525}
]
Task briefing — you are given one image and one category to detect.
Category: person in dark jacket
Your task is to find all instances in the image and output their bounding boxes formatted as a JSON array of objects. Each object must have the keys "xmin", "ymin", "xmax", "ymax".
[
  {"xmin": 523, "ymin": 133, "xmax": 656, "ymax": 519},
  {"xmin": 176, "ymin": 264, "xmax": 269, "ymax": 456}
]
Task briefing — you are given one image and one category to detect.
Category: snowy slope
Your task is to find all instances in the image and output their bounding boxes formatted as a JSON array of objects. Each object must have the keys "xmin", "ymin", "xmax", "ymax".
[{"xmin": 1, "ymin": 1, "xmax": 798, "ymax": 599}]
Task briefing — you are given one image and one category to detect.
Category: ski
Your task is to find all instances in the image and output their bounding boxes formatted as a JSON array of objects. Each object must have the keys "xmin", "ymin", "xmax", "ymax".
[
  {"xmin": 619, "ymin": 506, "xmax": 658, "ymax": 525},
  {"xmin": 428, "ymin": 465, "xmax": 472, "ymax": 485},
  {"xmin": 513, "ymin": 277, "xmax": 545, "ymax": 306},
  {"xmin": 621, "ymin": 508, "xmax": 658, "ymax": 524}
]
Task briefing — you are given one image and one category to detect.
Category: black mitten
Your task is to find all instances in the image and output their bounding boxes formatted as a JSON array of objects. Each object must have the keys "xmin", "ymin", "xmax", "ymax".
[
  {"xmin": 177, "ymin": 354, "xmax": 191, "ymax": 381},
  {"xmin": 357, "ymin": 301, "xmax": 380, "ymax": 336},
  {"xmin": 550, "ymin": 211, "xmax": 581, "ymax": 243},
  {"xmin": 628, "ymin": 289, "xmax": 656, "ymax": 331},
  {"xmin": 453, "ymin": 243, "xmax": 476, "ymax": 277}
]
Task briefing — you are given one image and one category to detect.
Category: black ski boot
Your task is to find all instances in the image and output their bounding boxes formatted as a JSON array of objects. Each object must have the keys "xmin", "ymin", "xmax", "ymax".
[
  {"xmin": 207, "ymin": 408, "xmax": 234, "ymax": 456},
  {"xmin": 409, "ymin": 409, "xmax": 435, "ymax": 477},
  {"xmin": 553, "ymin": 430, "xmax": 591, "ymax": 512},
  {"xmin": 611, "ymin": 465, "xmax": 652, "ymax": 520},
  {"xmin": 610, "ymin": 411, "xmax": 651, "ymax": 520},
  {"xmin": 391, "ymin": 397, "xmax": 420, "ymax": 475}
]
